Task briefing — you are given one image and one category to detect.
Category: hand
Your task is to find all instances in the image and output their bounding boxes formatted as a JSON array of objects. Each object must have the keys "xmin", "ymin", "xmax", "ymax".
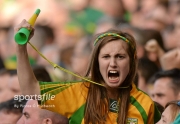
[
  {"xmin": 160, "ymin": 48, "xmax": 180, "ymax": 70},
  {"xmin": 145, "ymin": 39, "xmax": 165, "ymax": 58},
  {"xmin": 14, "ymin": 19, "xmax": 35, "ymax": 44}
]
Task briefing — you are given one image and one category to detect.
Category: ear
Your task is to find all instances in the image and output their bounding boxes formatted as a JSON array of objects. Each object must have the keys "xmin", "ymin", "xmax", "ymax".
[{"xmin": 42, "ymin": 118, "xmax": 53, "ymax": 124}]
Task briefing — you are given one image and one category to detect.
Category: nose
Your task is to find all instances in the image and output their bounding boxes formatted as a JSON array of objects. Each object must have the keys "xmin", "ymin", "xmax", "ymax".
[
  {"xmin": 109, "ymin": 58, "xmax": 117, "ymax": 68},
  {"xmin": 152, "ymin": 96, "xmax": 158, "ymax": 103}
]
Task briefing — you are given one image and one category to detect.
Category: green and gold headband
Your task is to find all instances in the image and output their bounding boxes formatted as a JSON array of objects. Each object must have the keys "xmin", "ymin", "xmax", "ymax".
[{"xmin": 94, "ymin": 33, "xmax": 134, "ymax": 49}]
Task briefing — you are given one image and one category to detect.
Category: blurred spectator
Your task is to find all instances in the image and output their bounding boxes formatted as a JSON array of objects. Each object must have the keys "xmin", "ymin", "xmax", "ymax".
[
  {"xmin": 0, "ymin": 26, "xmax": 14, "ymax": 60},
  {"xmin": 137, "ymin": 57, "xmax": 159, "ymax": 93},
  {"xmin": 160, "ymin": 48, "xmax": 180, "ymax": 70},
  {"xmin": 37, "ymin": 45, "xmax": 60, "ymax": 67},
  {"xmin": 17, "ymin": 99, "xmax": 69, "ymax": 124},
  {"xmin": 152, "ymin": 68, "xmax": 180, "ymax": 107},
  {"xmin": 161, "ymin": 24, "xmax": 176, "ymax": 51},
  {"xmin": 142, "ymin": 0, "xmax": 169, "ymax": 31},
  {"xmin": 163, "ymin": 12, "xmax": 180, "ymax": 50},
  {"xmin": 131, "ymin": 0, "xmax": 169, "ymax": 31},
  {"xmin": 0, "ymin": 26, "xmax": 10, "ymax": 69},
  {"xmin": 172, "ymin": 12, "xmax": 180, "ymax": 48},
  {"xmin": 89, "ymin": 0, "xmax": 126, "ymax": 24},
  {"xmin": 167, "ymin": 0, "xmax": 180, "ymax": 25},
  {"xmin": 121, "ymin": 0, "xmax": 139, "ymax": 22},
  {"xmin": 144, "ymin": 29, "xmax": 166, "ymax": 68},
  {"xmin": 36, "ymin": 45, "xmax": 73, "ymax": 81},
  {"xmin": 0, "ymin": 69, "xmax": 21, "ymax": 103},
  {"xmin": 32, "ymin": 65, "xmax": 52, "ymax": 82},
  {"xmin": 157, "ymin": 100, "xmax": 180, "ymax": 124},
  {"xmin": 0, "ymin": 57, "xmax": 4, "ymax": 70},
  {"xmin": 0, "ymin": 98, "xmax": 26, "ymax": 124},
  {"xmin": 71, "ymin": 36, "xmax": 92, "ymax": 77},
  {"xmin": 95, "ymin": 15, "xmax": 116, "ymax": 34}
]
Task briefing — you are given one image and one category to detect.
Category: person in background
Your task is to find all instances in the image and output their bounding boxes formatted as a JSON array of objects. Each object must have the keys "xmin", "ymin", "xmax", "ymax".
[
  {"xmin": 144, "ymin": 29, "xmax": 166, "ymax": 68},
  {"xmin": 32, "ymin": 65, "xmax": 52, "ymax": 82},
  {"xmin": 156, "ymin": 100, "xmax": 180, "ymax": 124},
  {"xmin": 0, "ymin": 69, "xmax": 21, "ymax": 103},
  {"xmin": 160, "ymin": 48, "xmax": 180, "ymax": 71},
  {"xmin": 71, "ymin": 36, "xmax": 92, "ymax": 77},
  {"xmin": 152, "ymin": 68, "xmax": 180, "ymax": 107},
  {"xmin": 17, "ymin": 99, "xmax": 69, "ymax": 124},
  {"xmin": 0, "ymin": 98, "xmax": 26, "ymax": 124},
  {"xmin": 137, "ymin": 57, "xmax": 159, "ymax": 93}
]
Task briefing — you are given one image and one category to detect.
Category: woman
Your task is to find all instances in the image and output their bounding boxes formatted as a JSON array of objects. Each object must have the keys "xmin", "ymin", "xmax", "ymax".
[
  {"xmin": 15, "ymin": 19, "xmax": 160, "ymax": 124},
  {"xmin": 157, "ymin": 100, "xmax": 180, "ymax": 124}
]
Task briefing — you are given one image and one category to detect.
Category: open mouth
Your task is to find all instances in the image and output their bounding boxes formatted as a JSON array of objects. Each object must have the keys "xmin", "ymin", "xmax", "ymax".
[{"xmin": 108, "ymin": 70, "xmax": 120, "ymax": 82}]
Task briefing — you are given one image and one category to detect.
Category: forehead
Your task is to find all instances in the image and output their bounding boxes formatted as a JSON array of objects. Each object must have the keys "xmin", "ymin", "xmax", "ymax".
[
  {"xmin": 154, "ymin": 77, "xmax": 172, "ymax": 87},
  {"xmin": 23, "ymin": 100, "xmax": 39, "ymax": 112},
  {"xmin": 162, "ymin": 105, "xmax": 173, "ymax": 120},
  {"xmin": 99, "ymin": 39, "xmax": 128, "ymax": 53},
  {"xmin": 154, "ymin": 77, "xmax": 174, "ymax": 93}
]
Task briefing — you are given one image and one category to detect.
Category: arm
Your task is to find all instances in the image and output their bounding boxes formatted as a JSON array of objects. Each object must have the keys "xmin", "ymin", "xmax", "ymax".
[{"xmin": 15, "ymin": 19, "xmax": 40, "ymax": 95}]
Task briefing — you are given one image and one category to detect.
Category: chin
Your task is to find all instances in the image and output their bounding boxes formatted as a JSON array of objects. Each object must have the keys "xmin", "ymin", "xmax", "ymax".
[{"xmin": 107, "ymin": 83, "xmax": 120, "ymax": 88}]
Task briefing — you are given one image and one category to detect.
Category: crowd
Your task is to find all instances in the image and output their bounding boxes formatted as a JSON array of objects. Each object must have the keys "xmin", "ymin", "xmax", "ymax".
[{"xmin": 0, "ymin": 0, "xmax": 180, "ymax": 123}]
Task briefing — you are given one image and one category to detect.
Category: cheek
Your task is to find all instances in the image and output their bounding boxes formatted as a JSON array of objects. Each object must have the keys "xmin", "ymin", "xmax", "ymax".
[
  {"xmin": 123, "ymin": 65, "xmax": 130, "ymax": 78},
  {"xmin": 98, "ymin": 59, "xmax": 108, "ymax": 75},
  {"xmin": 120, "ymin": 59, "xmax": 130, "ymax": 72}
]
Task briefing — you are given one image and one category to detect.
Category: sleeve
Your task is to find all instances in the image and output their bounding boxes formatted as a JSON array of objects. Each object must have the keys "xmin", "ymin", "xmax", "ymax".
[{"xmin": 39, "ymin": 81, "xmax": 88, "ymax": 118}]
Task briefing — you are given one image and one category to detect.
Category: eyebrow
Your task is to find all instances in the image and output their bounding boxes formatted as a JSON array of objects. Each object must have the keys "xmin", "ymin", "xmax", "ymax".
[{"xmin": 101, "ymin": 53, "xmax": 127, "ymax": 56}]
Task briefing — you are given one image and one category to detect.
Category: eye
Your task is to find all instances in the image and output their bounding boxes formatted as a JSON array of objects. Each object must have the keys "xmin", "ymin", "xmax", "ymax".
[
  {"xmin": 162, "ymin": 119, "xmax": 166, "ymax": 123},
  {"xmin": 117, "ymin": 55, "xmax": 124, "ymax": 59},
  {"xmin": 23, "ymin": 112, "xmax": 30, "ymax": 119}
]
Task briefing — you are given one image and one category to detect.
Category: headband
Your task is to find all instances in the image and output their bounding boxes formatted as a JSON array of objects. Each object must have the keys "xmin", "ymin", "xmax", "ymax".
[{"xmin": 94, "ymin": 32, "xmax": 130, "ymax": 46}]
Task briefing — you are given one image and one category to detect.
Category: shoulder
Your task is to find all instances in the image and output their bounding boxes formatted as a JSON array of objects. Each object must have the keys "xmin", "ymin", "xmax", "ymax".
[
  {"xmin": 39, "ymin": 80, "xmax": 90, "ymax": 88},
  {"xmin": 130, "ymin": 83, "xmax": 154, "ymax": 105},
  {"xmin": 128, "ymin": 83, "xmax": 158, "ymax": 123},
  {"xmin": 39, "ymin": 81, "xmax": 90, "ymax": 97},
  {"xmin": 129, "ymin": 83, "xmax": 155, "ymax": 114}
]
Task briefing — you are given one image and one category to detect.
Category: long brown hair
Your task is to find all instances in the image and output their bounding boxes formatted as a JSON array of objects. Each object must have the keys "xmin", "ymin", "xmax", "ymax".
[
  {"xmin": 165, "ymin": 100, "xmax": 180, "ymax": 122},
  {"xmin": 84, "ymin": 29, "xmax": 138, "ymax": 124}
]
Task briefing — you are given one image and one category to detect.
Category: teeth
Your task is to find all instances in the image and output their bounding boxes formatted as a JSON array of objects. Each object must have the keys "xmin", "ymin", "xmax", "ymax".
[{"xmin": 109, "ymin": 70, "xmax": 118, "ymax": 73}]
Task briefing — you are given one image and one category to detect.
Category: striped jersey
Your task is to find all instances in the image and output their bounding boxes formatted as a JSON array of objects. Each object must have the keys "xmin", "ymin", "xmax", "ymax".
[{"xmin": 39, "ymin": 81, "xmax": 160, "ymax": 124}]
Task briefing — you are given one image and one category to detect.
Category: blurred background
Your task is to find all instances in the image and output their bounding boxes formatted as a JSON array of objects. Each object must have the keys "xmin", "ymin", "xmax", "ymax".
[{"xmin": 0, "ymin": 0, "xmax": 180, "ymax": 122}]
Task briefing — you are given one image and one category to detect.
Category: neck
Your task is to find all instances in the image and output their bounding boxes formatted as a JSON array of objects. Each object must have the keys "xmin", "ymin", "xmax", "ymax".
[{"xmin": 107, "ymin": 88, "xmax": 119, "ymax": 99}]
